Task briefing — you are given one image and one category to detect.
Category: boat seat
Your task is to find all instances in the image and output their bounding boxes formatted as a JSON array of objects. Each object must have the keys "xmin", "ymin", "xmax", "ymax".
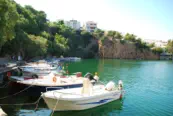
[{"xmin": 81, "ymin": 78, "xmax": 93, "ymax": 96}]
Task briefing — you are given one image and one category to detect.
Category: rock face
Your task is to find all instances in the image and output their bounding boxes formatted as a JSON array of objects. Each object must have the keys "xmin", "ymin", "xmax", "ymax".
[{"xmin": 99, "ymin": 39, "xmax": 159, "ymax": 60}]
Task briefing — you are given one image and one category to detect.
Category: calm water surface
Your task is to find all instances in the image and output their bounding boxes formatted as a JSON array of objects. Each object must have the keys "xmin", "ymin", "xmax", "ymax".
[{"xmin": 0, "ymin": 59, "xmax": 173, "ymax": 116}]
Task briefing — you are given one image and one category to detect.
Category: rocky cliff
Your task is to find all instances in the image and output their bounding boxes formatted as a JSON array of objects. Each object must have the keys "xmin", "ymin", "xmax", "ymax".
[{"xmin": 99, "ymin": 39, "xmax": 159, "ymax": 60}]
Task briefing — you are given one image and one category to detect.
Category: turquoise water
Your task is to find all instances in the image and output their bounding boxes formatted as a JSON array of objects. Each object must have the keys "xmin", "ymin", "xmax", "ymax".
[{"xmin": 1, "ymin": 59, "xmax": 173, "ymax": 116}]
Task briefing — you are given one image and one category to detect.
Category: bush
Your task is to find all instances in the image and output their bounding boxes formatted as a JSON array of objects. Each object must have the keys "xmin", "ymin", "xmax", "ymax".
[
  {"xmin": 120, "ymin": 39, "xmax": 126, "ymax": 44},
  {"xmin": 152, "ymin": 47, "xmax": 163, "ymax": 54}
]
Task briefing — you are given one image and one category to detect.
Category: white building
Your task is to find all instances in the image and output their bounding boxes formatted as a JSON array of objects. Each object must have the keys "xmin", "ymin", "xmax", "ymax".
[
  {"xmin": 85, "ymin": 21, "xmax": 97, "ymax": 32},
  {"xmin": 143, "ymin": 39, "xmax": 167, "ymax": 48},
  {"xmin": 65, "ymin": 20, "xmax": 81, "ymax": 30}
]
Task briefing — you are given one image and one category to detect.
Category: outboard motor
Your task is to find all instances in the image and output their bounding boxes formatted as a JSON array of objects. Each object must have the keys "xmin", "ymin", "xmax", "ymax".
[{"xmin": 105, "ymin": 81, "xmax": 115, "ymax": 91}]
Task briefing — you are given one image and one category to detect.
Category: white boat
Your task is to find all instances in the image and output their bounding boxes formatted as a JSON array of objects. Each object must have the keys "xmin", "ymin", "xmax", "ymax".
[
  {"xmin": 57, "ymin": 57, "xmax": 81, "ymax": 62},
  {"xmin": 10, "ymin": 61, "xmax": 64, "ymax": 78},
  {"xmin": 9, "ymin": 73, "xmax": 98, "ymax": 94},
  {"xmin": 42, "ymin": 79, "xmax": 123, "ymax": 111},
  {"xmin": 20, "ymin": 61, "xmax": 60, "ymax": 75}
]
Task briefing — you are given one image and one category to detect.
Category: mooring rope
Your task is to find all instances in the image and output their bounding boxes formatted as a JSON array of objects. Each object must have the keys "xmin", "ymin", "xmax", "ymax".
[
  {"xmin": 0, "ymin": 80, "xmax": 36, "ymax": 100},
  {"xmin": 0, "ymin": 80, "xmax": 42, "ymax": 109},
  {"xmin": 0, "ymin": 81, "xmax": 10, "ymax": 88},
  {"xmin": 0, "ymin": 95, "xmax": 42, "ymax": 106},
  {"xmin": 34, "ymin": 95, "xmax": 42, "ymax": 111},
  {"xmin": 50, "ymin": 92, "xmax": 62, "ymax": 116}
]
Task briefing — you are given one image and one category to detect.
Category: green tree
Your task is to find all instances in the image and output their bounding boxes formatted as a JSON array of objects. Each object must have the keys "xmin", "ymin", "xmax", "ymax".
[
  {"xmin": 41, "ymin": 31, "xmax": 51, "ymax": 39},
  {"xmin": 167, "ymin": 40, "xmax": 173, "ymax": 54},
  {"xmin": 124, "ymin": 33, "xmax": 136, "ymax": 42},
  {"xmin": 148, "ymin": 42, "xmax": 155, "ymax": 48},
  {"xmin": 152, "ymin": 47, "xmax": 163, "ymax": 54},
  {"xmin": 15, "ymin": 4, "xmax": 47, "ymax": 35},
  {"xmin": 107, "ymin": 31, "xmax": 123, "ymax": 40},
  {"xmin": 0, "ymin": 0, "xmax": 18, "ymax": 52},
  {"xmin": 47, "ymin": 33, "xmax": 69, "ymax": 56},
  {"xmin": 93, "ymin": 29, "xmax": 104, "ymax": 39},
  {"xmin": 81, "ymin": 30, "xmax": 92, "ymax": 47},
  {"xmin": 25, "ymin": 34, "xmax": 48, "ymax": 59},
  {"xmin": 134, "ymin": 38, "xmax": 150, "ymax": 51}
]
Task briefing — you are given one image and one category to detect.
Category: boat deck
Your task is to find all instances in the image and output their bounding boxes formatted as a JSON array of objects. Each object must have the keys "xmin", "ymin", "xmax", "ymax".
[{"xmin": 43, "ymin": 85, "xmax": 120, "ymax": 100}]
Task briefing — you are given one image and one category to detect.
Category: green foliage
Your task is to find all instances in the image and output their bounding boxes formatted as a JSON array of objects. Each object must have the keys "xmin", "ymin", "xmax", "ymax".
[
  {"xmin": 107, "ymin": 31, "xmax": 123, "ymax": 40},
  {"xmin": 25, "ymin": 35, "xmax": 47, "ymax": 59},
  {"xmin": 148, "ymin": 42, "xmax": 155, "ymax": 48},
  {"xmin": 124, "ymin": 33, "xmax": 136, "ymax": 42},
  {"xmin": 100, "ymin": 36, "xmax": 107, "ymax": 43},
  {"xmin": 167, "ymin": 40, "xmax": 173, "ymax": 54},
  {"xmin": 15, "ymin": 4, "xmax": 47, "ymax": 35},
  {"xmin": 0, "ymin": 0, "xmax": 18, "ymax": 51},
  {"xmin": 81, "ymin": 30, "xmax": 92, "ymax": 47},
  {"xmin": 135, "ymin": 38, "xmax": 149, "ymax": 50},
  {"xmin": 152, "ymin": 47, "xmax": 163, "ymax": 54},
  {"xmin": 40, "ymin": 31, "xmax": 50, "ymax": 39},
  {"xmin": 120, "ymin": 39, "xmax": 126, "ymax": 44},
  {"xmin": 54, "ymin": 33, "xmax": 69, "ymax": 52},
  {"xmin": 0, "ymin": 0, "xmax": 159, "ymax": 59},
  {"xmin": 93, "ymin": 29, "xmax": 104, "ymax": 39}
]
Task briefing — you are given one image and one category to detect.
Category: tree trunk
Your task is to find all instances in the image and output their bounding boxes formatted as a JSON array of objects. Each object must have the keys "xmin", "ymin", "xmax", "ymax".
[
  {"xmin": 0, "ymin": 45, "xmax": 3, "ymax": 56},
  {"xmin": 103, "ymin": 46, "xmax": 105, "ymax": 59}
]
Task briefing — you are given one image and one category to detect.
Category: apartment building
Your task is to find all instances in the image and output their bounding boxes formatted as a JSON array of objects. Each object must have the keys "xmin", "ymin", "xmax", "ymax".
[
  {"xmin": 65, "ymin": 20, "xmax": 81, "ymax": 30},
  {"xmin": 85, "ymin": 21, "xmax": 97, "ymax": 32}
]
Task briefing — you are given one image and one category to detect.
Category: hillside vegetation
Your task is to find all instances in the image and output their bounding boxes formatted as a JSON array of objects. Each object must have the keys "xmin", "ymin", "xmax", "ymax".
[{"xmin": 0, "ymin": 0, "xmax": 172, "ymax": 60}]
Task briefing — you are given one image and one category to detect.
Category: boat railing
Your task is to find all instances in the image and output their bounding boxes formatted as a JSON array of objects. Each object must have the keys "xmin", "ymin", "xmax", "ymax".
[{"xmin": 46, "ymin": 87, "xmax": 64, "ymax": 92}]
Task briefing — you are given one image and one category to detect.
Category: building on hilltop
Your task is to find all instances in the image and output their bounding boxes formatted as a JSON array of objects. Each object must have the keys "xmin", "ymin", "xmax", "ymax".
[
  {"xmin": 85, "ymin": 21, "xmax": 97, "ymax": 32},
  {"xmin": 143, "ymin": 39, "xmax": 167, "ymax": 48},
  {"xmin": 160, "ymin": 52, "xmax": 172, "ymax": 60},
  {"xmin": 65, "ymin": 20, "xmax": 81, "ymax": 30}
]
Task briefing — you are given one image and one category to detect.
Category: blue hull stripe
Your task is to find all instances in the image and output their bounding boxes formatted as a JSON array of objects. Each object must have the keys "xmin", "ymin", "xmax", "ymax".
[{"xmin": 77, "ymin": 98, "xmax": 113, "ymax": 105}]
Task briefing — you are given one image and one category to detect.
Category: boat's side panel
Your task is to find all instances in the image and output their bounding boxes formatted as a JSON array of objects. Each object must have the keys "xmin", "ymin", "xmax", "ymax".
[
  {"xmin": 9, "ymin": 81, "xmax": 83, "ymax": 95},
  {"xmin": 42, "ymin": 91, "xmax": 121, "ymax": 111}
]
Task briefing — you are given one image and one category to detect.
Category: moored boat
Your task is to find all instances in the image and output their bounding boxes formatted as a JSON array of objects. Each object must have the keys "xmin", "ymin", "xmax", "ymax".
[
  {"xmin": 9, "ymin": 73, "xmax": 98, "ymax": 95},
  {"xmin": 19, "ymin": 61, "xmax": 61, "ymax": 76},
  {"xmin": 42, "ymin": 79, "xmax": 123, "ymax": 111}
]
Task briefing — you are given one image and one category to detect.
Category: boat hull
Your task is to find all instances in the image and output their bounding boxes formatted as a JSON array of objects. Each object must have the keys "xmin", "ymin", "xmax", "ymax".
[
  {"xmin": 9, "ymin": 81, "xmax": 84, "ymax": 95},
  {"xmin": 42, "ymin": 91, "xmax": 122, "ymax": 111}
]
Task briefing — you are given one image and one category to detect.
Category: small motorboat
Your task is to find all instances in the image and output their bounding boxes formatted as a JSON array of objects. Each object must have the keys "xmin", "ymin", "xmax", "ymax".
[
  {"xmin": 19, "ymin": 61, "xmax": 61, "ymax": 76},
  {"xmin": 42, "ymin": 79, "xmax": 123, "ymax": 111},
  {"xmin": 9, "ymin": 61, "xmax": 64, "ymax": 79},
  {"xmin": 56, "ymin": 57, "xmax": 81, "ymax": 62},
  {"xmin": 9, "ymin": 73, "xmax": 98, "ymax": 94}
]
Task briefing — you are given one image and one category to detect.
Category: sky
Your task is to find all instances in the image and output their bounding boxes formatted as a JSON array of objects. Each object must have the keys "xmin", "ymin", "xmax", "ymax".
[{"xmin": 14, "ymin": 0, "xmax": 173, "ymax": 41}]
